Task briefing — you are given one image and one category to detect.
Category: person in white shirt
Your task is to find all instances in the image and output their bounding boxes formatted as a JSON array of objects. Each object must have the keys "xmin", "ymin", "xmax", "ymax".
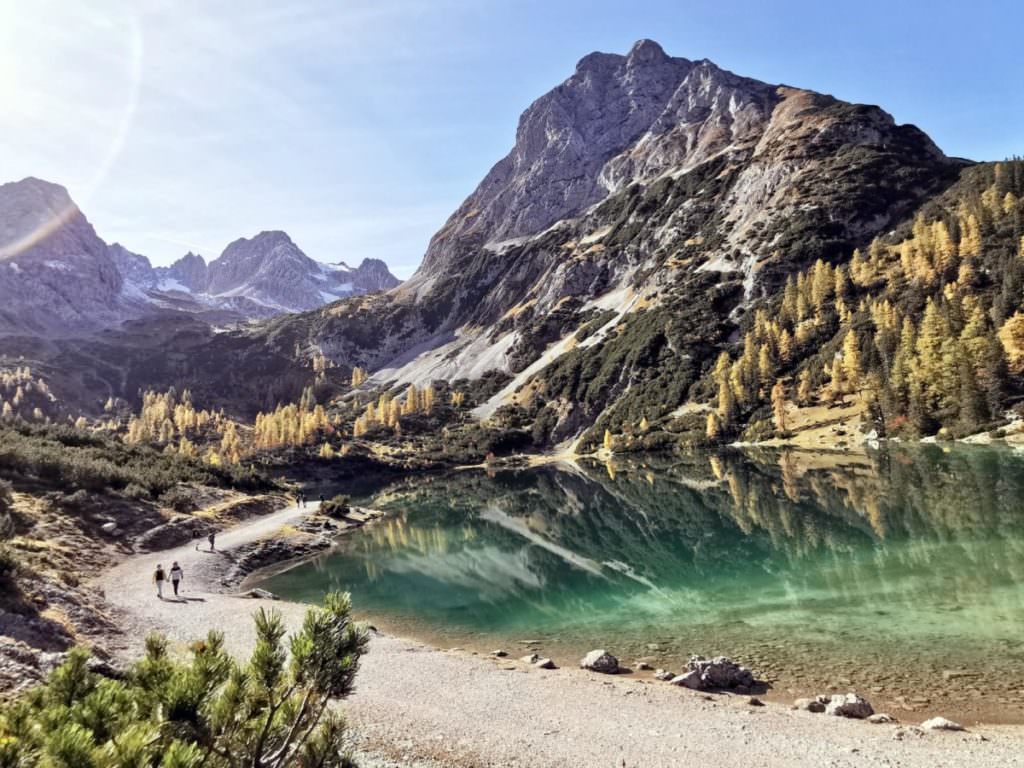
[{"xmin": 169, "ymin": 561, "xmax": 184, "ymax": 596}]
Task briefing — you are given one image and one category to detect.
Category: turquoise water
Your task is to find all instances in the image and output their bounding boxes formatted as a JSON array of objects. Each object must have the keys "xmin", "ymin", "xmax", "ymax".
[{"xmin": 263, "ymin": 446, "xmax": 1024, "ymax": 721}]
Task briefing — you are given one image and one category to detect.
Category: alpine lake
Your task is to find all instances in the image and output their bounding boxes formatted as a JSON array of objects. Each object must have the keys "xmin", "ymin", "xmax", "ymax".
[{"xmin": 260, "ymin": 444, "xmax": 1024, "ymax": 724}]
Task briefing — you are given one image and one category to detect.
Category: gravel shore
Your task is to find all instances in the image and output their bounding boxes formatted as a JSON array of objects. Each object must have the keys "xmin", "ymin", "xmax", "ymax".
[{"xmin": 96, "ymin": 502, "xmax": 1024, "ymax": 767}]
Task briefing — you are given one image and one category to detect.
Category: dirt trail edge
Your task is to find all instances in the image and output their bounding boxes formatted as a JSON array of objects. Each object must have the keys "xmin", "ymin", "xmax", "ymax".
[{"xmin": 97, "ymin": 502, "xmax": 1024, "ymax": 768}]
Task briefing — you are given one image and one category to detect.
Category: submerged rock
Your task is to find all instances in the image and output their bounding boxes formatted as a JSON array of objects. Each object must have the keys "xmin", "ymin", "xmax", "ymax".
[
  {"xmin": 921, "ymin": 717, "xmax": 965, "ymax": 732},
  {"xmin": 580, "ymin": 650, "xmax": 619, "ymax": 674},
  {"xmin": 825, "ymin": 693, "xmax": 874, "ymax": 719}
]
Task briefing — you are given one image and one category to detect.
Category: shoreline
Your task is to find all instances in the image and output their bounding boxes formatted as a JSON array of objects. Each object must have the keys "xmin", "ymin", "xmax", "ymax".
[
  {"xmin": 222, "ymin": 498, "xmax": 1024, "ymax": 728},
  {"xmin": 94, "ymin": 501, "xmax": 1024, "ymax": 767}
]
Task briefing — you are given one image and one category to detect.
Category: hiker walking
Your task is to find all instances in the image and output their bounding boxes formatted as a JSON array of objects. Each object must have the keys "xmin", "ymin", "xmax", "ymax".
[
  {"xmin": 208, "ymin": 532, "xmax": 216, "ymax": 551},
  {"xmin": 169, "ymin": 561, "xmax": 184, "ymax": 596},
  {"xmin": 153, "ymin": 563, "xmax": 166, "ymax": 599},
  {"xmin": 298, "ymin": 493, "xmax": 305, "ymax": 509},
  {"xmin": 192, "ymin": 529, "xmax": 201, "ymax": 550}
]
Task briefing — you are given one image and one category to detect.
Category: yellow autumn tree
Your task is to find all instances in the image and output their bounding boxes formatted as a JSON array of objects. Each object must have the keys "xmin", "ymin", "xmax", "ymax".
[
  {"xmin": 771, "ymin": 379, "xmax": 788, "ymax": 435},
  {"xmin": 998, "ymin": 313, "xmax": 1024, "ymax": 374}
]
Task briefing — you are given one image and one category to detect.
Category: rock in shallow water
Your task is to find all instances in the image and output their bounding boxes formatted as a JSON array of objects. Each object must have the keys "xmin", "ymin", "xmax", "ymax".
[
  {"xmin": 825, "ymin": 693, "xmax": 874, "ymax": 719},
  {"xmin": 580, "ymin": 650, "xmax": 619, "ymax": 674}
]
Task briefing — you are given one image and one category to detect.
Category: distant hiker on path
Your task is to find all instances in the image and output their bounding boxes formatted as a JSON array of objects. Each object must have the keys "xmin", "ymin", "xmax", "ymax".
[
  {"xmin": 298, "ymin": 493, "xmax": 305, "ymax": 508},
  {"xmin": 208, "ymin": 532, "xmax": 216, "ymax": 551},
  {"xmin": 192, "ymin": 529, "xmax": 201, "ymax": 550},
  {"xmin": 169, "ymin": 562, "xmax": 183, "ymax": 596},
  {"xmin": 153, "ymin": 564, "xmax": 166, "ymax": 599}
]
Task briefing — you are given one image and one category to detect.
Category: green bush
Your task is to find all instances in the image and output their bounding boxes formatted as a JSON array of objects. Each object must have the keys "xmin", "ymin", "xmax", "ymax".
[
  {"xmin": 0, "ymin": 421, "xmax": 274, "ymax": 497},
  {"xmin": 0, "ymin": 591, "xmax": 367, "ymax": 768},
  {"xmin": 320, "ymin": 495, "xmax": 351, "ymax": 518}
]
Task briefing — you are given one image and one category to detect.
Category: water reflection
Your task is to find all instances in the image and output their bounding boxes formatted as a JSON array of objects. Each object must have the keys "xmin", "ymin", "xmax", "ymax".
[{"xmin": 264, "ymin": 445, "xmax": 1024, "ymax": 720}]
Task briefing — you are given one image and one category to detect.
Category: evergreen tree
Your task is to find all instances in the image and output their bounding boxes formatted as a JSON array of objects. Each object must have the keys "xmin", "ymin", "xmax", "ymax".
[{"xmin": 0, "ymin": 593, "xmax": 367, "ymax": 768}]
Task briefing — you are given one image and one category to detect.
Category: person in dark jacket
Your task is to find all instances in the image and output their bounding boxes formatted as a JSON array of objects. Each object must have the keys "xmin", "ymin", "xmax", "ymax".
[{"xmin": 153, "ymin": 564, "xmax": 166, "ymax": 599}]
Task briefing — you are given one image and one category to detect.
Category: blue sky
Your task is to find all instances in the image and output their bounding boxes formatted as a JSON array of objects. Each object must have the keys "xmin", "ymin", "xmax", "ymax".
[{"xmin": 1, "ymin": 0, "xmax": 1020, "ymax": 278}]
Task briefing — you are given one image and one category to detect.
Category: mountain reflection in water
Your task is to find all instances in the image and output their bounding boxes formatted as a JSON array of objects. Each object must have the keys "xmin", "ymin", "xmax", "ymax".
[{"xmin": 262, "ymin": 445, "xmax": 1024, "ymax": 722}]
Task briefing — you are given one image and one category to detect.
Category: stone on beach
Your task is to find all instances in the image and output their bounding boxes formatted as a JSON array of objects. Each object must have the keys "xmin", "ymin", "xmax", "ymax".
[
  {"xmin": 825, "ymin": 693, "xmax": 874, "ymax": 719},
  {"xmin": 580, "ymin": 650, "xmax": 619, "ymax": 674},
  {"xmin": 670, "ymin": 670, "xmax": 703, "ymax": 689},
  {"xmin": 793, "ymin": 697, "xmax": 827, "ymax": 713},
  {"xmin": 868, "ymin": 713, "xmax": 898, "ymax": 724},
  {"xmin": 533, "ymin": 658, "xmax": 557, "ymax": 670},
  {"xmin": 921, "ymin": 717, "xmax": 965, "ymax": 732},
  {"xmin": 521, "ymin": 653, "xmax": 541, "ymax": 664},
  {"xmin": 673, "ymin": 655, "xmax": 757, "ymax": 691},
  {"xmin": 653, "ymin": 669, "xmax": 675, "ymax": 681}
]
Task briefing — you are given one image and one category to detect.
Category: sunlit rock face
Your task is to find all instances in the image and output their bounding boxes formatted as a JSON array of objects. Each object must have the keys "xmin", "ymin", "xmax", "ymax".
[{"xmin": 0, "ymin": 177, "xmax": 129, "ymax": 335}]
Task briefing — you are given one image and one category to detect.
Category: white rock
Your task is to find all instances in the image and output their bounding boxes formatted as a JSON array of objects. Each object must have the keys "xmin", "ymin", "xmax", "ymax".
[
  {"xmin": 921, "ymin": 717, "xmax": 965, "ymax": 732},
  {"xmin": 579, "ymin": 650, "xmax": 619, "ymax": 674},
  {"xmin": 825, "ymin": 693, "xmax": 874, "ymax": 719}
]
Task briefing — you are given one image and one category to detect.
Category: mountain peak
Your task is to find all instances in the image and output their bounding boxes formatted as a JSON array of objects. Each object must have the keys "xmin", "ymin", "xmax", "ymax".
[{"xmin": 626, "ymin": 38, "xmax": 669, "ymax": 63}]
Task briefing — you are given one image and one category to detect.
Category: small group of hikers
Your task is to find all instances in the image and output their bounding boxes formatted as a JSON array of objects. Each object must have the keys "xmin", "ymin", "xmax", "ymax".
[
  {"xmin": 157, "ymin": 493, "xmax": 325, "ymax": 599},
  {"xmin": 296, "ymin": 493, "xmax": 325, "ymax": 508},
  {"xmin": 153, "ymin": 561, "xmax": 184, "ymax": 598}
]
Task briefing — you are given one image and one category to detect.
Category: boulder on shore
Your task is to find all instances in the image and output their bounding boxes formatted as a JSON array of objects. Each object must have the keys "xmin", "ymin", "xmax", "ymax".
[
  {"xmin": 676, "ymin": 655, "xmax": 756, "ymax": 691},
  {"xmin": 580, "ymin": 650, "xmax": 619, "ymax": 674},
  {"xmin": 653, "ymin": 669, "xmax": 675, "ymax": 681},
  {"xmin": 534, "ymin": 658, "xmax": 557, "ymax": 670},
  {"xmin": 825, "ymin": 693, "xmax": 874, "ymax": 719}
]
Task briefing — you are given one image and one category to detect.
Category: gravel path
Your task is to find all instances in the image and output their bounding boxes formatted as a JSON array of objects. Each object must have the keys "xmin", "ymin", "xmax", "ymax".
[{"xmin": 97, "ymin": 502, "xmax": 1024, "ymax": 767}]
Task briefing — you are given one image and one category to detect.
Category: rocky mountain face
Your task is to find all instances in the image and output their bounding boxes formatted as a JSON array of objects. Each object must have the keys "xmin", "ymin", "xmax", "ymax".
[
  {"xmin": 202, "ymin": 231, "xmax": 399, "ymax": 313},
  {"xmin": 237, "ymin": 39, "xmax": 961, "ymax": 437},
  {"xmin": 116, "ymin": 231, "xmax": 399, "ymax": 317},
  {"xmin": 161, "ymin": 252, "xmax": 208, "ymax": 293},
  {"xmin": 0, "ymin": 180, "xmax": 400, "ymax": 335},
  {"xmin": 0, "ymin": 41, "xmax": 977, "ymax": 435},
  {"xmin": 0, "ymin": 178, "xmax": 136, "ymax": 335}
]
